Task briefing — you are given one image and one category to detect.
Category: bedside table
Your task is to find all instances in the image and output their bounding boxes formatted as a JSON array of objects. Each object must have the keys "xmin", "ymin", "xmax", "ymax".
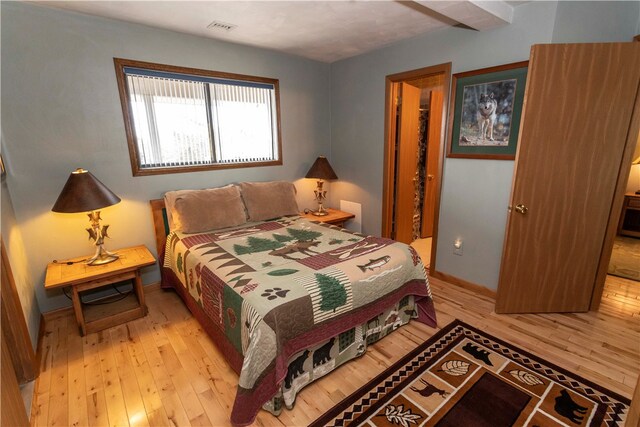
[
  {"xmin": 45, "ymin": 245, "xmax": 155, "ymax": 336},
  {"xmin": 618, "ymin": 193, "xmax": 640, "ymax": 237},
  {"xmin": 302, "ymin": 208, "xmax": 355, "ymax": 228}
]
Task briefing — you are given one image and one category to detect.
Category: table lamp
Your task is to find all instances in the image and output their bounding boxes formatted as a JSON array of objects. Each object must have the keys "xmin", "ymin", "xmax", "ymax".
[
  {"xmin": 52, "ymin": 168, "xmax": 121, "ymax": 265},
  {"xmin": 305, "ymin": 156, "xmax": 338, "ymax": 216}
]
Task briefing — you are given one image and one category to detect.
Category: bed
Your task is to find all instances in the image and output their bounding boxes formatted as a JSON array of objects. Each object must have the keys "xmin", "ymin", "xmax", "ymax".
[{"xmin": 149, "ymin": 182, "xmax": 437, "ymax": 426}]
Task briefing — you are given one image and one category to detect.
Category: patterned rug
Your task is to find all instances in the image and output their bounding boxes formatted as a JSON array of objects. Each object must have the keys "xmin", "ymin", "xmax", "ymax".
[
  {"xmin": 310, "ymin": 320, "xmax": 631, "ymax": 427},
  {"xmin": 608, "ymin": 236, "xmax": 640, "ymax": 282}
]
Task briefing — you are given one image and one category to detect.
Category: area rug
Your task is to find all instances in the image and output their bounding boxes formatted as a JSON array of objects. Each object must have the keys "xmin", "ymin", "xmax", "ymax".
[
  {"xmin": 310, "ymin": 320, "xmax": 631, "ymax": 427},
  {"xmin": 608, "ymin": 236, "xmax": 640, "ymax": 282}
]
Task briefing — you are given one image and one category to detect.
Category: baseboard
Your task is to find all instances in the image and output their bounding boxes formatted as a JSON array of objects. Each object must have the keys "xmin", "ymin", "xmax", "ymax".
[
  {"xmin": 42, "ymin": 305, "xmax": 74, "ymax": 321},
  {"xmin": 21, "ymin": 380, "xmax": 35, "ymax": 423},
  {"xmin": 430, "ymin": 270, "xmax": 497, "ymax": 299},
  {"xmin": 144, "ymin": 281, "xmax": 162, "ymax": 294}
]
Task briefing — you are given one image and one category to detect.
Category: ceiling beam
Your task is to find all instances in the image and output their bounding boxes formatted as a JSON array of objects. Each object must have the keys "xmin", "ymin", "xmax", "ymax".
[{"xmin": 414, "ymin": 1, "xmax": 513, "ymax": 31}]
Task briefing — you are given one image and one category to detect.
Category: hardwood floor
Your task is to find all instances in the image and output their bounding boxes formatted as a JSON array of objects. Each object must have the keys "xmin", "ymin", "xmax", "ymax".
[{"xmin": 31, "ymin": 274, "xmax": 640, "ymax": 426}]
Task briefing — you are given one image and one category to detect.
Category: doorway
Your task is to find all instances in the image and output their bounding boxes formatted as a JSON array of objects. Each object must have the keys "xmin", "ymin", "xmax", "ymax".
[
  {"xmin": 607, "ymin": 141, "xmax": 640, "ymax": 283},
  {"xmin": 382, "ymin": 63, "xmax": 451, "ymax": 271}
]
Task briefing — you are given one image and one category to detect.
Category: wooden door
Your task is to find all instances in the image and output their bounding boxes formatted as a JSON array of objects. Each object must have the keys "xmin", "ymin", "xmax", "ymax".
[
  {"xmin": 1, "ymin": 330, "xmax": 30, "ymax": 427},
  {"xmin": 394, "ymin": 82, "xmax": 421, "ymax": 244},
  {"xmin": 496, "ymin": 43, "xmax": 640, "ymax": 314},
  {"xmin": 1, "ymin": 239, "xmax": 37, "ymax": 383},
  {"xmin": 421, "ymin": 91, "xmax": 444, "ymax": 238}
]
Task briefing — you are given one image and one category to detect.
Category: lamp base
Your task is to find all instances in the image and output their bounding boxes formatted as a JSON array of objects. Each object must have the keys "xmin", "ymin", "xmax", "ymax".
[
  {"xmin": 87, "ymin": 245, "xmax": 119, "ymax": 266},
  {"xmin": 311, "ymin": 210, "xmax": 329, "ymax": 217}
]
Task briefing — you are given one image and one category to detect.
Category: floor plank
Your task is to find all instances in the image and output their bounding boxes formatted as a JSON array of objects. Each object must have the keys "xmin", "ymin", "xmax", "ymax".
[
  {"xmin": 47, "ymin": 317, "xmax": 68, "ymax": 427},
  {"xmin": 67, "ymin": 316, "xmax": 89, "ymax": 427},
  {"xmin": 32, "ymin": 271, "xmax": 640, "ymax": 426}
]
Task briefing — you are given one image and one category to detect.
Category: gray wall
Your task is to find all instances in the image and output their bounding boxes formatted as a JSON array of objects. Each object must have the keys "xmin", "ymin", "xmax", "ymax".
[
  {"xmin": 1, "ymin": 2, "xmax": 331, "ymax": 312},
  {"xmin": 552, "ymin": 1, "xmax": 640, "ymax": 43},
  {"xmin": 330, "ymin": 0, "xmax": 640, "ymax": 290}
]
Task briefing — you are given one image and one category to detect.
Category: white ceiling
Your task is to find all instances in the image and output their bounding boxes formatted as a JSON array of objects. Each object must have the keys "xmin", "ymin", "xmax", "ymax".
[{"xmin": 34, "ymin": 1, "xmax": 519, "ymax": 63}]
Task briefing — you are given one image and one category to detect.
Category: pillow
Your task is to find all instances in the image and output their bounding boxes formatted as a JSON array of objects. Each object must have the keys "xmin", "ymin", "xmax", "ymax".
[
  {"xmin": 164, "ymin": 189, "xmax": 193, "ymax": 231},
  {"xmin": 239, "ymin": 181, "xmax": 299, "ymax": 221},
  {"xmin": 167, "ymin": 185, "xmax": 247, "ymax": 233}
]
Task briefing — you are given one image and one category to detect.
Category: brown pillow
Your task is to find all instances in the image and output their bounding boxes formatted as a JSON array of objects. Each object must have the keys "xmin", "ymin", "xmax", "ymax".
[
  {"xmin": 164, "ymin": 189, "xmax": 193, "ymax": 231},
  {"xmin": 239, "ymin": 181, "xmax": 299, "ymax": 221},
  {"xmin": 171, "ymin": 186, "xmax": 247, "ymax": 233}
]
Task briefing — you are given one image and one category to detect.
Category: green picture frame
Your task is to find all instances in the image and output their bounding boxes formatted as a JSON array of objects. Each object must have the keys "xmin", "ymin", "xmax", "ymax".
[{"xmin": 447, "ymin": 61, "xmax": 528, "ymax": 160}]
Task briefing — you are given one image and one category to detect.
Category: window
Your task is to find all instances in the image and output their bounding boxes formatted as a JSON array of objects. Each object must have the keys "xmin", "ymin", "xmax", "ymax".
[{"xmin": 114, "ymin": 58, "xmax": 282, "ymax": 176}]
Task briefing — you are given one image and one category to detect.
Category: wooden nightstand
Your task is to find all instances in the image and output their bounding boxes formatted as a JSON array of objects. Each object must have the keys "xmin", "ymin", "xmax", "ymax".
[
  {"xmin": 45, "ymin": 245, "xmax": 155, "ymax": 336},
  {"xmin": 302, "ymin": 208, "xmax": 355, "ymax": 228},
  {"xmin": 618, "ymin": 193, "xmax": 640, "ymax": 237}
]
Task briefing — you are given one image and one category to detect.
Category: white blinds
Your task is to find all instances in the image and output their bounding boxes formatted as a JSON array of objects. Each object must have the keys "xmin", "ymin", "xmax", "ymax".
[
  {"xmin": 127, "ymin": 75, "xmax": 212, "ymax": 168},
  {"xmin": 210, "ymin": 83, "xmax": 277, "ymax": 163},
  {"xmin": 125, "ymin": 71, "xmax": 278, "ymax": 169}
]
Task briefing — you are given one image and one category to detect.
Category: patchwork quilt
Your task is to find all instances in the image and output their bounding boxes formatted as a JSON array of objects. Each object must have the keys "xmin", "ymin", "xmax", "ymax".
[{"xmin": 162, "ymin": 216, "xmax": 437, "ymax": 426}]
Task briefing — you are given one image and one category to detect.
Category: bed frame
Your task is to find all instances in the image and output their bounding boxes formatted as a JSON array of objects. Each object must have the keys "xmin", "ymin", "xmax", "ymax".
[{"xmin": 149, "ymin": 199, "xmax": 169, "ymax": 259}]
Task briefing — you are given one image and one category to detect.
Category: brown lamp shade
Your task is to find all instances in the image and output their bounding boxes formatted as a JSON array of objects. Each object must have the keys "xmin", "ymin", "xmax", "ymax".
[
  {"xmin": 305, "ymin": 156, "xmax": 338, "ymax": 180},
  {"xmin": 52, "ymin": 168, "xmax": 121, "ymax": 213}
]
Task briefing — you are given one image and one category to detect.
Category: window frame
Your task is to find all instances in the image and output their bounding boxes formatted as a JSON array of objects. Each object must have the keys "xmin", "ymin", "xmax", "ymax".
[{"xmin": 114, "ymin": 58, "xmax": 283, "ymax": 176}]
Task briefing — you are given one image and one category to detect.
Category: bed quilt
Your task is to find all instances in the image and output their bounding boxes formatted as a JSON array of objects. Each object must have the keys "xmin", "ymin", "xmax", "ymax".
[{"xmin": 162, "ymin": 216, "xmax": 436, "ymax": 426}]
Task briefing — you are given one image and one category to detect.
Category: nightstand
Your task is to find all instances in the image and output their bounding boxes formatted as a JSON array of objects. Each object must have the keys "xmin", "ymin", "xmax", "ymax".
[
  {"xmin": 618, "ymin": 193, "xmax": 640, "ymax": 237},
  {"xmin": 45, "ymin": 245, "xmax": 155, "ymax": 336},
  {"xmin": 302, "ymin": 208, "xmax": 355, "ymax": 228}
]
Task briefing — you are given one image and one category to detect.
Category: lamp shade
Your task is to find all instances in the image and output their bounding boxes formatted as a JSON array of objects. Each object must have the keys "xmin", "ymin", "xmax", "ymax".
[
  {"xmin": 305, "ymin": 156, "xmax": 338, "ymax": 180},
  {"xmin": 52, "ymin": 168, "xmax": 121, "ymax": 213}
]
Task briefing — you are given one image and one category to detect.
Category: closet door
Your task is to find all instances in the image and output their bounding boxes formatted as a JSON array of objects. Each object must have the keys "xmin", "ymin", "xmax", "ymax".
[
  {"xmin": 496, "ymin": 43, "xmax": 640, "ymax": 313},
  {"xmin": 1, "ymin": 333, "xmax": 30, "ymax": 427},
  {"xmin": 421, "ymin": 90, "xmax": 443, "ymax": 238},
  {"xmin": 394, "ymin": 82, "xmax": 421, "ymax": 244},
  {"xmin": 1, "ymin": 239, "xmax": 37, "ymax": 382}
]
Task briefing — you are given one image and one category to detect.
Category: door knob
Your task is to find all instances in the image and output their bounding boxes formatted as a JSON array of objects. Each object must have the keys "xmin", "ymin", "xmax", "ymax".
[
  {"xmin": 427, "ymin": 174, "xmax": 434, "ymax": 181},
  {"xmin": 514, "ymin": 204, "xmax": 528, "ymax": 214}
]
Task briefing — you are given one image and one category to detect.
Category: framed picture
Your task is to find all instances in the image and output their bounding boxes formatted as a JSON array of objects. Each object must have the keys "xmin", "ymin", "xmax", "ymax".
[{"xmin": 447, "ymin": 61, "xmax": 528, "ymax": 160}]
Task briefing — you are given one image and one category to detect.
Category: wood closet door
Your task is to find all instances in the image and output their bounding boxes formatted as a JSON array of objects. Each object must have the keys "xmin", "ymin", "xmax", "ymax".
[
  {"xmin": 496, "ymin": 43, "xmax": 640, "ymax": 314},
  {"xmin": 394, "ymin": 82, "xmax": 421, "ymax": 244},
  {"xmin": 1, "ymin": 332, "xmax": 30, "ymax": 427},
  {"xmin": 1, "ymin": 239, "xmax": 37, "ymax": 382},
  {"xmin": 421, "ymin": 90, "xmax": 443, "ymax": 238}
]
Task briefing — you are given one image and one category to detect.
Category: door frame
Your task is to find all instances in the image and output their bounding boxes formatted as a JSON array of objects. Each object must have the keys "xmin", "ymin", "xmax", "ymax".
[
  {"xmin": 382, "ymin": 62, "xmax": 451, "ymax": 271},
  {"xmin": 1, "ymin": 238, "xmax": 38, "ymax": 383}
]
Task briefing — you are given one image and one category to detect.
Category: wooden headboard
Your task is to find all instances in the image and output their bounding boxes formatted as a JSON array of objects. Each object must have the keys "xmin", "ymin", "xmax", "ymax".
[{"xmin": 149, "ymin": 199, "xmax": 169, "ymax": 259}]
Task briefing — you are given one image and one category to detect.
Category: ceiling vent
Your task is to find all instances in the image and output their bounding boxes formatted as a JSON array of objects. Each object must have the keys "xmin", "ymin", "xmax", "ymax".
[{"xmin": 207, "ymin": 21, "xmax": 237, "ymax": 32}]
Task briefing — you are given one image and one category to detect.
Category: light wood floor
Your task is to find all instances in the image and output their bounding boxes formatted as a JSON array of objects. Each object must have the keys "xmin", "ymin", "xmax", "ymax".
[{"xmin": 31, "ymin": 272, "xmax": 639, "ymax": 427}]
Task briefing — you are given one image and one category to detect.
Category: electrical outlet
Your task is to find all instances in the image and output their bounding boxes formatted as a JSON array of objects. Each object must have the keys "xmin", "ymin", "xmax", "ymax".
[{"xmin": 453, "ymin": 239, "xmax": 463, "ymax": 256}]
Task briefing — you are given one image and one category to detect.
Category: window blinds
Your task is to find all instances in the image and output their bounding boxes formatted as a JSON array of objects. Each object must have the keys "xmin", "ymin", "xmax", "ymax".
[{"xmin": 124, "ymin": 68, "xmax": 278, "ymax": 169}]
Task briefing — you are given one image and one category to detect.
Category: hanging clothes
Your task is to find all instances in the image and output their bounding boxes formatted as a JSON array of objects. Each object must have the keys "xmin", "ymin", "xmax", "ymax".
[{"xmin": 412, "ymin": 109, "xmax": 429, "ymax": 241}]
